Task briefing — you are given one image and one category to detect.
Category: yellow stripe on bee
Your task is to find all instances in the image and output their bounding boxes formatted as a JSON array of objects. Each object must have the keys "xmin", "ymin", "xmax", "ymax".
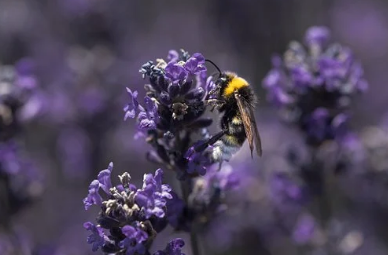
[
  {"xmin": 223, "ymin": 135, "xmax": 240, "ymax": 146},
  {"xmin": 232, "ymin": 116, "xmax": 242, "ymax": 125},
  {"xmin": 223, "ymin": 76, "xmax": 249, "ymax": 97}
]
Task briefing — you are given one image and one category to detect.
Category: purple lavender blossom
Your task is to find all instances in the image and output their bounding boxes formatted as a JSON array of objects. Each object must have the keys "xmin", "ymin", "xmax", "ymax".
[
  {"xmin": 119, "ymin": 224, "xmax": 148, "ymax": 255},
  {"xmin": 97, "ymin": 162, "xmax": 113, "ymax": 194},
  {"xmin": 262, "ymin": 26, "xmax": 368, "ymax": 146},
  {"xmin": 165, "ymin": 63, "xmax": 189, "ymax": 84},
  {"xmin": 124, "ymin": 88, "xmax": 139, "ymax": 120},
  {"xmin": 153, "ymin": 238, "xmax": 185, "ymax": 255},
  {"xmin": 83, "ymin": 222, "xmax": 106, "ymax": 252},
  {"xmin": 137, "ymin": 96, "xmax": 159, "ymax": 131},
  {"xmin": 135, "ymin": 169, "xmax": 172, "ymax": 219},
  {"xmin": 305, "ymin": 26, "xmax": 330, "ymax": 47},
  {"xmin": 185, "ymin": 147, "xmax": 208, "ymax": 176},
  {"xmin": 83, "ymin": 163, "xmax": 172, "ymax": 254},
  {"xmin": 125, "ymin": 49, "xmax": 214, "ymax": 178},
  {"xmin": 83, "ymin": 180, "xmax": 103, "ymax": 210}
]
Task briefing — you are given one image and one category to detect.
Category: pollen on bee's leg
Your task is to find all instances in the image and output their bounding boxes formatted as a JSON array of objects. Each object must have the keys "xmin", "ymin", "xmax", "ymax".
[{"xmin": 211, "ymin": 145, "xmax": 223, "ymax": 162}]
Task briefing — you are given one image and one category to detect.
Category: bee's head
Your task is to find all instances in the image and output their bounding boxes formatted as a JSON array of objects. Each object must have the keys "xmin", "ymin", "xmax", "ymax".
[{"xmin": 205, "ymin": 59, "xmax": 232, "ymax": 98}]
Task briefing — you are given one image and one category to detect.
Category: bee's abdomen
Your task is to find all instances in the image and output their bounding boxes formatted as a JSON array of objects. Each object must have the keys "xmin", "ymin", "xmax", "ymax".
[{"xmin": 209, "ymin": 114, "xmax": 246, "ymax": 163}]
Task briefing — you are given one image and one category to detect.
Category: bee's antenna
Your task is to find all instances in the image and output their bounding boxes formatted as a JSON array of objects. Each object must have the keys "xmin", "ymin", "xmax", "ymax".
[{"xmin": 205, "ymin": 59, "xmax": 222, "ymax": 77}]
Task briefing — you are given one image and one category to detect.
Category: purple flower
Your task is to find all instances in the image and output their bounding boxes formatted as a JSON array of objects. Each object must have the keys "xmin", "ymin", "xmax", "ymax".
[
  {"xmin": 84, "ymin": 164, "xmax": 174, "ymax": 254},
  {"xmin": 84, "ymin": 222, "xmax": 106, "ymax": 252},
  {"xmin": 266, "ymin": 86, "xmax": 294, "ymax": 107},
  {"xmin": 154, "ymin": 238, "xmax": 186, "ymax": 255},
  {"xmin": 83, "ymin": 180, "xmax": 103, "ymax": 210},
  {"xmin": 97, "ymin": 162, "xmax": 113, "ymax": 194},
  {"xmin": 135, "ymin": 169, "xmax": 172, "ymax": 218},
  {"xmin": 127, "ymin": 49, "xmax": 213, "ymax": 178},
  {"xmin": 165, "ymin": 63, "xmax": 188, "ymax": 84},
  {"xmin": 167, "ymin": 50, "xmax": 179, "ymax": 63},
  {"xmin": 124, "ymin": 88, "xmax": 139, "ymax": 120},
  {"xmin": 83, "ymin": 162, "xmax": 116, "ymax": 210},
  {"xmin": 186, "ymin": 148, "xmax": 208, "ymax": 176},
  {"xmin": 305, "ymin": 26, "xmax": 331, "ymax": 47},
  {"xmin": 153, "ymin": 168, "xmax": 173, "ymax": 199},
  {"xmin": 137, "ymin": 96, "xmax": 158, "ymax": 131},
  {"xmin": 184, "ymin": 53, "xmax": 206, "ymax": 75},
  {"xmin": 290, "ymin": 66, "xmax": 313, "ymax": 89},
  {"xmin": 262, "ymin": 26, "xmax": 368, "ymax": 146},
  {"xmin": 263, "ymin": 69, "xmax": 282, "ymax": 89},
  {"xmin": 119, "ymin": 224, "xmax": 148, "ymax": 255}
]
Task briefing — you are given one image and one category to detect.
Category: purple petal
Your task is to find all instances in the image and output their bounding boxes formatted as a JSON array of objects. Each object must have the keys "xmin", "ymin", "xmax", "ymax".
[
  {"xmin": 97, "ymin": 162, "xmax": 113, "ymax": 194},
  {"xmin": 305, "ymin": 26, "xmax": 331, "ymax": 47},
  {"xmin": 83, "ymin": 180, "xmax": 103, "ymax": 210}
]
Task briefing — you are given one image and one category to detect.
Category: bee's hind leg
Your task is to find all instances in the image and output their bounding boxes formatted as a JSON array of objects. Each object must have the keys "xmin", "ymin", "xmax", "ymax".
[
  {"xmin": 193, "ymin": 130, "xmax": 226, "ymax": 153},
  {"xmin": 217, "ymin": 161, "xmax": 223, "ymax": 171}
]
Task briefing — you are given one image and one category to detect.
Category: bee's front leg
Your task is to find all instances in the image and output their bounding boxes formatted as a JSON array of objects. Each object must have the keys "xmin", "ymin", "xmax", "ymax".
[{"xmin": 205, "ymin": 99, "xmax": 225, "ymax": 112}]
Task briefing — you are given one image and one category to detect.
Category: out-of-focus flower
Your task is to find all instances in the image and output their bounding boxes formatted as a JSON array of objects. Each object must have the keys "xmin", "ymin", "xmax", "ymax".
[
  {"xmin": 359, "ymin": 126, "xmax": 388, "ymax": 172},
  {"xmin": 270, "ymin": 171, "xmax": 307, "ymax": 206},
  {"xmin": 56, "ymin": 126, "xmax": 91, "ymax": 180},
  {"xmin": 166, "ymin": 163, "xmax": 240, "ymax": 231},
  {"xmin": 0, "ymin": 59, "xmax": 43, "ymax": 221},
  {"xmin": 0, "ymin": 60, "xmax": 41, "ymax": 139},
  {"xmin": 262, "ymin": 26, "xmax": 368, "ymax": 146},
  {"xmin": 292, "ymin": 213, "xmax": 316, "ymax": 244},
  {"xmin": 83, "ymin": 163, "xmax": 173, "ymax": 254},
  {"xmin": 0, "ymin": 226, "xmax": 33, "ymax": 255},
  {"xmin": 190, "ymin": 163, "xmax": 240, "ymax": 220}
]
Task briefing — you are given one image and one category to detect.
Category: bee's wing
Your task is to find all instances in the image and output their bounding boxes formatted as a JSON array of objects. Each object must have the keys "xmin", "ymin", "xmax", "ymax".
[{"xmin": 235, "ymin": 93, "xmax": 262, "ymax": 157}]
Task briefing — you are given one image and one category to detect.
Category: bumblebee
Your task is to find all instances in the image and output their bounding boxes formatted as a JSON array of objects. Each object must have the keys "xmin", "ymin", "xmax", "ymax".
[{"xmin": 194, "ymin": 60, "xmax": 262, "ymax": 163}]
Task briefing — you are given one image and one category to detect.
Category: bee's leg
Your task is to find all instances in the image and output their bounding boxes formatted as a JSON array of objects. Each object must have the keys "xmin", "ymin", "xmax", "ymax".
[
  {"xmin": 205, "ymin": 99, "xmax": 225, "ymax": 112},
  {"xmin": 217, "ymin": 161, "xmax": 223, "ymax": 171},
  {"xmin": 193, "ymin": 130, "xmax": 226, "ymax": 153}
]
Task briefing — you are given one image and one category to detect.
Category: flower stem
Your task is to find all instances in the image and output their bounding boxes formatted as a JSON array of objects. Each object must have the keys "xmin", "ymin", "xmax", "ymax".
[
  {"xmin": 180, "ymin": 179, "xmax": 201, "ymax": 255},
  {"xmin": 0, "ymin": 178, "xmax": 10, "ymax": 228}
]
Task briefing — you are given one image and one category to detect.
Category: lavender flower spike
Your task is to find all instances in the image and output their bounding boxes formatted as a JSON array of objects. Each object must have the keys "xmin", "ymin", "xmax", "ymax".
[
  {"xmin": 125, "ymin": 49, "xmax": 215, "ymax": 178},
  {"xmin": 83, "ymin": 163, "xmax": 173, "ymax": 254},
  {"xmin": 262, "ymin": 26, "xmax": 368, "ymax": 146}
]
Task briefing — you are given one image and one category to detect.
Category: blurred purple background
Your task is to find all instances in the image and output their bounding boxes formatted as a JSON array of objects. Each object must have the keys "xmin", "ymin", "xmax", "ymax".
[{"xmin": 1, "ymin": 0, "xmax": 388, "ymax": 254}]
